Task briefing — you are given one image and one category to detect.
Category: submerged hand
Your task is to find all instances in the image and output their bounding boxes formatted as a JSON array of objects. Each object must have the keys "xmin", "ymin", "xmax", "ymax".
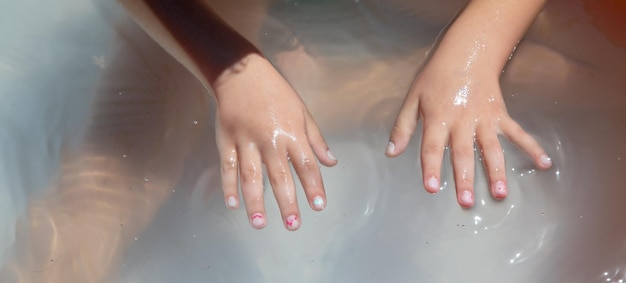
[
  {"xmin": 386, "ymin": 53, "xmax": 552, "ymax": 208},
  {"xmin": 213, "ymin": 54, "xmax": 337, "ymax": 230}
]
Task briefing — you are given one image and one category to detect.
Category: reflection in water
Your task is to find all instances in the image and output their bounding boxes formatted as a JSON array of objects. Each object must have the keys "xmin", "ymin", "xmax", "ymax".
[{"xmin": 1, "ymin": 0, "xmax": 626, "ymax": 282}]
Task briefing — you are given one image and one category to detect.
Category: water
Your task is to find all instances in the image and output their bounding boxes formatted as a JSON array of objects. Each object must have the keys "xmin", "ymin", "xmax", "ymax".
[{"xmin": 1, "ymin": 0, "xmax": 625, "ymax": 282}]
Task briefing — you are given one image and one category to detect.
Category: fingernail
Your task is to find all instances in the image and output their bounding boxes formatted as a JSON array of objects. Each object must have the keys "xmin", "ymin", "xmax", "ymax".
[
  {"xmin": 312, "ymin": 196, "xmax": 326, "ymax": 210},
  {"xmin": 493, "ymin": 180, "xmax": 507, "ymax": 198},
  {"xmin": 327, "ymin": 150, "xmax": 337, "ymax": 161},
  {"xmin": 540, "ymin": 154, "xmax": 552, "ymax": 167},
  {"xmin": 226, "ymin": 196, "xmax": 238, "ymax": 208},
  {"xmin": 251, "ymin": 213, "xmax": 266, "ymax": 229},
  {"xmin": 460, "ymin": 190, "xmax": 474, "ymax": 207},
  {"xmin": 285, "ymin": 215, "xmax": 300, "ymax": 231},
  {"xmin": 427, "ymin": 176, "xmax": 440, "ymax": 193},
  {"xmin": 386, "ymin": 141, "xmax": 395, "ymax": 155}
]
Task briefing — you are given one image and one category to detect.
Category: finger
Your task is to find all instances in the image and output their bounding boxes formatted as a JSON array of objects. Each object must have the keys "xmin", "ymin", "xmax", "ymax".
[
  {"xmin": 215, "ymin": 116, "xmax": 240, "ymax": 209},
  {"xmin": 420, "ymin": 120, "xmax": 449, "ymax": 194},
  {"xmin": 305, "ymin": 111, "xmax": 337, "ymax": 167},
  {"xmin": 500, "ymin": 118, "xmax": 552, "ymax": 169},
  {"xmin": 220, "ymin": 148, "xmax": 240, "ymax": 208},
  {"xmin": 263, "ymin": 148, "xmax": 301, "ymax": 231},
  {"xmin": 476, "ymin": 125, "xmax": 508, "ymax": 200},
  {"xmin": 387, "ymin": 93, "xmax": 419, "ymax": 157},
  {"xmin": 450, "ymin": 128, "xmax": 476, "ymax": 208},
  {"xmin": 238, "ymin": 144, "xmax": 267, "ymax": 229},
  {"xmin": 288, "ymin": 142, "xmax": 326, "ymax": 211}
]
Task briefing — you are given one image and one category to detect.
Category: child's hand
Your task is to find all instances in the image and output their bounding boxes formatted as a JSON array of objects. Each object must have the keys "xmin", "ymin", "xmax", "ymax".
[
  {"xmin": 386, "ymin": 48, "xmax": 552, "ymax": 208},
  {"xmin": 213, "ymin": 54, "xmax": 337, "ymax": 230}
]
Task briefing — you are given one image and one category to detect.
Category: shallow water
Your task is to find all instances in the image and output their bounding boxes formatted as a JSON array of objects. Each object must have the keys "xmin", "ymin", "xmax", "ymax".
[{"xmin": 1, "ymin": 0, "xmax": 625, "ymax": 282}]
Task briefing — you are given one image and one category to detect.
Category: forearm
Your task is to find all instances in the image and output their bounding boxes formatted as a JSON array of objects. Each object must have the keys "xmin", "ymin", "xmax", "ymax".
[
  {"xmin": 432, "ymin": 0, "xmax": 546, "ymax": 76},
  {"xmin": 117, "ymin": 0, "xmax": 261, "ymax": 87}
]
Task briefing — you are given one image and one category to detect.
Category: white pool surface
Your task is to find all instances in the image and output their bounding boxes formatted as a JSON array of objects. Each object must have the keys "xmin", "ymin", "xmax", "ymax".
[{"xmin": 1, "ymin": 0, "xmax": 626, "ymax": 282}]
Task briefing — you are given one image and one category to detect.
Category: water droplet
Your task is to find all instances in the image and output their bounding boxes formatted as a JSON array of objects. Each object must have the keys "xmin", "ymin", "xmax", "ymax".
[
  {"xmin": 134, "ymin": 237, "xmax": 138, "ymax": 241},
  {"xmin": 122, "ymin": 154, "xmax": 127, "ymax": 158},
  {"xmin": 144, "ymin": 177, "xmax": 149, "ymax": 182},
  {"xmin": 193, "ymin": 120, "xmax": 198, "ymax": 125}
]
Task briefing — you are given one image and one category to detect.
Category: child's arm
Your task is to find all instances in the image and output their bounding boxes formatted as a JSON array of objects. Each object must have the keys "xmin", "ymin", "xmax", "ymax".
[
  {"xmin": 387, "ymin": 0, "xmax": 552, "ymax": 207},
  {"xmin": 118, "ymin": 0, "xmax": 338, "ymax": 230}
]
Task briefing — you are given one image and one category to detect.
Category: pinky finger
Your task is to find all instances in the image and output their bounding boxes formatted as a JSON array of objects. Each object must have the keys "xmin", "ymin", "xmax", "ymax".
[{"xmin": 500, "ymin": 119, "xmax": 552, "ymax": 169}]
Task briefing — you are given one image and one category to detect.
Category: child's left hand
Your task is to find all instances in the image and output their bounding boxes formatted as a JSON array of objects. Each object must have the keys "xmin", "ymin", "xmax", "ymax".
[{"xmin": 385, "ymin": 44, "xmax": 552, "ymax": 207}]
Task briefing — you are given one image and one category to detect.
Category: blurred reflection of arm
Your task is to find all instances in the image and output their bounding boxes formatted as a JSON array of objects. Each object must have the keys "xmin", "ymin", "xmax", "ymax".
[{"xmin": 0, "ymin": 11, "xmax": 213, "ymax": 282}]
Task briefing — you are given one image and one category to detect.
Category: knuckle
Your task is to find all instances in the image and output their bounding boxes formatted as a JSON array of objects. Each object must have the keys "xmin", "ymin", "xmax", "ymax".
[
  {"xmin": 391, "ymin": 124, "xmax": 407, "ymax": 135},
  {"xmin": 453, "ymin": 147, "xmax": 475, "ymax": 161},
  {"xmin": 239, "ymin": 164, "xmax": 260, "ymax": 183},
  {"xmin": 300, "ymin": 155, "xmax": 317, "ymax": 172},
  {"xmin": 503, "ymin": 119, "xmax": 525, "ymax": 136},
  {"xmin": 422, "ymin": 143, "xmax": 444, "ymax": 156},
  {"xmin": 221, "ymin": 157, "xmax": 238, "ymax": 173},
  {"xmin": 478, "ymin": 135, "xmax": 500, "ymax": 150},
  {"xmin": 269, "ymin": 166, "xmax": 291, "ymax": 185},
  {"xmin": 509, "ymin": 125, "xmax": 526, "ymax": 137}
]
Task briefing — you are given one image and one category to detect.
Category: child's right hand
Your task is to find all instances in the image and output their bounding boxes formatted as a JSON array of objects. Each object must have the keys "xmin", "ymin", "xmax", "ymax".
[{"xmin": 212, "ymin": 53, "xmax": 338, "ymax": 231}]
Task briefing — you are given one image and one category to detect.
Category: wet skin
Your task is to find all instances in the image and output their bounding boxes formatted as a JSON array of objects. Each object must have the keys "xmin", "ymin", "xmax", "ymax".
[
  {"xmin": 123, "ymin": 0, "xmax": 551, "ymax": 229},
  {"xmin": 387, "ymin": 0, "xmax": 552, "ymax": 207},
  {"xmin": 141, "ymin": 0, "xmax": 338, "ymax": 230}
]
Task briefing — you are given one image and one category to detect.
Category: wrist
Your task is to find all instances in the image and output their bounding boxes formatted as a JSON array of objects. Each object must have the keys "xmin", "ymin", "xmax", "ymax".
[
  {"xmin": 431, "ymin": 0, "xmax": 545, "ymax": 76},
  {"xmin": 212, "ymin": 53, "xmax": 271, "ymax": 101},
  {"xmin": 424, "ymin": 35, "xmax": 501, "ymax": 82}
]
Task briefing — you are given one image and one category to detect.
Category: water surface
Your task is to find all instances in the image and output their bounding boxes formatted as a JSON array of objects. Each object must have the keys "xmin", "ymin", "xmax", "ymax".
[{"xmin": 1, "ymin": 0, "xmax": 625, "ymax": 282}]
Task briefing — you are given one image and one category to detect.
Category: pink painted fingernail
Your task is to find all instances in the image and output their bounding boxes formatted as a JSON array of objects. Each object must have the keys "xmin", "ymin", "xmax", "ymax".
[
  {"xmin": 386, "ymin": 141, "xmax": 395, "ymax": 155},
  {"xmin": 427, "ymin": 176, "xmax": 440, "ymax": 193},
  {"xmin": 285, "ymin": 215, "xmax": 300, "ymax": 231},
  {"xmin": 226, "ymin": 196, "xmax": 238, "ymax": 208},
  {"xmin": 312, "ymin": 196, "xmax": 325, "ymax": 210},
  {"xmin": 493, "ymin": 181, "xmax": 507, "ymax": 198},
  {"xmin": 460, "ymin": 190, "xmax": 474, "ymax": 207},
  {"xmin": 251, "ymin": 213, "xmax": 266, "ymax": 229},
  {"xmin": 540, "ymin": 154, "xmax": 552, "ymax": 167}
]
